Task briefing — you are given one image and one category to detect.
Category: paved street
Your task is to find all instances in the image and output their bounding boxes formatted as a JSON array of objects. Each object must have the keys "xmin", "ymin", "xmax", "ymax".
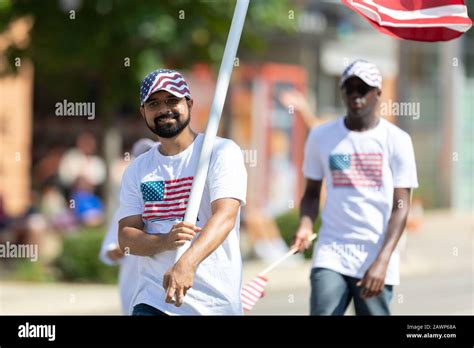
[
  {"xmin": 1, "ymin": 263, "xmax": 471, "ymax": 315},
  {"xmin": 248, "ymin": 210, "xmax": 473, "ymax": 315},
  {"xmin": 248, "ymin": 267, "xmax": 473, "ymax": 315}
]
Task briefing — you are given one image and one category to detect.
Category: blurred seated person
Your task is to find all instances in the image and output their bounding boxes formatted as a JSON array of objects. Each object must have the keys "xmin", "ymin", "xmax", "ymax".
[
  {"xmin": 58, "ymin": 132, "xmax": 106, "ymax": 193},
  {"xmin": 40, "ymin": 179, "xmax": 78, "ymax": 234},
  {"xmin": 71, "ymin": 176, "xmax": 104, "ymax": 227},
  {"xmin": 34, "ymin": 143, "xmax": 66, "ymax": 188},
  {"xmin": 0, "ymin": 192, "xmax": 48, "ymax": 250}
]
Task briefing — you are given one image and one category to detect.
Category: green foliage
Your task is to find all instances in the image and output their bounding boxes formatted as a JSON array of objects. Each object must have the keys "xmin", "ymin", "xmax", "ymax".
[
  {"xmin": 275, "ymin": 209, "xmax": 321, "ymax": 259},
  {"xmin": 0, "ymin": 0, "xmax": 295, "ymax": 120},
  {"xmin": 12, "ymin": 259, "xmax": 56, "ymax": 282},
  {"xmin": 54, "ymin": 226, "xmax": 118, "ymax": 283},
  {"xmin": 4, "ymin": 226, "xmax": 118, "ymax": 283}
]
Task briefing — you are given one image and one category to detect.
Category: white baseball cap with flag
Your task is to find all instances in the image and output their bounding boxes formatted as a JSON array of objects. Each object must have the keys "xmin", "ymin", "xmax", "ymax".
[
  {"xmin": 140, "ymin": 69, "xmax": 192, "ymax": 106},
  {"xmin": 340, "ymin": 59, "xmax": 382, "ymax": 90}
]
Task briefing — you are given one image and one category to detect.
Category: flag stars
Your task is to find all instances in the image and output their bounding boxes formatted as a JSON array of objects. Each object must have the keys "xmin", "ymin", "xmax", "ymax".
[{"xmin": 141, "ymin": 181, "xmax": 166, "ymax": 201}]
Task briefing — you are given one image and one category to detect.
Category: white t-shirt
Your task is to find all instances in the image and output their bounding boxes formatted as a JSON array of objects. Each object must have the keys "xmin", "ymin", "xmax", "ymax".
[
  {"xmin": 303, "ymin": 117, "xmax": 418, "ymax": 285},
  {"xmin": 99, "ymin": 211, "xmax": 139, "ymax": 315},
  {"xmin": 117, "ymin": 134, "xmax": 247, "ymax": 315}
]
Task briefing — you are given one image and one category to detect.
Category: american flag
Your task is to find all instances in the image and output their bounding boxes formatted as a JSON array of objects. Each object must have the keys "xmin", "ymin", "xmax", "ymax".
[
  {"xmin": 140, "ymin": 69, "xmax": 191, "ymax": 106},
  {"xmin": 140, "ymin": 177, "xmax": 193, "ymax": 222},
  {"xmin": 241, "ymin": 275, "xmax": 268, "ymax": 312},
  {"xmin": 240, "ymin": 234, "xmax": 317, "ymax": 313},
  {"xmin": 330, "ymin": 153, "xmax": 383, "ymax": 188},
  {"xmin": 342, "ymin": 0, "xmax": 472, "ymax": 42}
]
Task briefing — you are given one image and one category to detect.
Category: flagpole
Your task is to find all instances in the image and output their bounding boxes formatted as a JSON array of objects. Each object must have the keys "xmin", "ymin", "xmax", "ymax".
[
  {"xmin": 258, "ymin": 234, "xmax": 317, "ymax": 277},
  {"xmin": 170, "ymin": 0, "xmax": 249, "ymax": 281},
  {"xmin": 241, "ymin": 233, "xmax": 317, "ymax": 312}
]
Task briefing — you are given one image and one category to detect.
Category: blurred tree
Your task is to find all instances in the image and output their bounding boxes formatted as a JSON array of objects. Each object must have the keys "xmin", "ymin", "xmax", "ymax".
[
  {"xmin": 0, "ymin": 0, "xmax": 296, "ymax": 219},
  {"xmin": 0, "ymin": 0, "xmax": 295, "ymax": 119}
]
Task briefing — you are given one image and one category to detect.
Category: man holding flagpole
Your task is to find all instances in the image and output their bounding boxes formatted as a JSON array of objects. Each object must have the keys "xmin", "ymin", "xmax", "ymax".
[{"xmin": 117, "ymin": 69, "xmax": 247, "ymax": 315}]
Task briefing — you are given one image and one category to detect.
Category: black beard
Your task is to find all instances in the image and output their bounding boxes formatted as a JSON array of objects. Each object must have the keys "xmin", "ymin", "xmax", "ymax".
[{"xmin": 145, "ymin": 111, "xmax": 191, "ymax": 138}]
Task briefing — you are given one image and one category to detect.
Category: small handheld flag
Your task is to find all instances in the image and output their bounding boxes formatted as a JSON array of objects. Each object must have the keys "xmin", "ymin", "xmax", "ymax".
[
  {"xmin": 241, "ymin": 233, "xmax": 317, "ymax": 312},
  {"xmin": 241, "ymin": 275, "xmax": 269, "ymax": 312}
]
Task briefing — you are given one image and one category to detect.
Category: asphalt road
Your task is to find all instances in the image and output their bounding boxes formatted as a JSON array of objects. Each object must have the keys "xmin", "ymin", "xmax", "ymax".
[{"xmin": 0, "ymin": 266, "xmax": 471, "ymax": 315}]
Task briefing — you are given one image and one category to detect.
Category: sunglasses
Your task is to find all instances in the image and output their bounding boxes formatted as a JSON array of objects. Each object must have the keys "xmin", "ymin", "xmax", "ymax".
[{"xmin": 342, "ymin": 84, "xmax": 374, "ymax": 96}]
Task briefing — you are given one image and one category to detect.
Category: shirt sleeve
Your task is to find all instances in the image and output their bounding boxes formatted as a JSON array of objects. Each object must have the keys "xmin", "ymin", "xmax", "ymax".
[
  {"xmin": 303, "ymin": 129, "xmax": 324, "ymax": 180},
  {"xmin": 390, "ymin": 132, "xmax": 419, "ymax": 188},
  {"xmin": 208, "ymin": 140, "xmax": 247, "ymax": 206},
  {"xmin": 116, "ymin": 164, "xmax": 144, "ymax": 221}
]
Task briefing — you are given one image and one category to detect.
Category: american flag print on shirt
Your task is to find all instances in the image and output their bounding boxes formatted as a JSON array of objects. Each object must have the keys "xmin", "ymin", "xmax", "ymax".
[
  {"xmin": 330, "ymin": 153, "xmax": 383, "ymax": 188},
  {"xmin": 141, "ymin": 177, "xmax": 193, "ymax": 222}
]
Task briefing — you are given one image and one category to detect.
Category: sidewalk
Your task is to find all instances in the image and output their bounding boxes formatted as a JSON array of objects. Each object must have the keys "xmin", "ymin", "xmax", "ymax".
[{"xmin": 0, "ymin": 282, "xmax": 121, "ymax": 315}]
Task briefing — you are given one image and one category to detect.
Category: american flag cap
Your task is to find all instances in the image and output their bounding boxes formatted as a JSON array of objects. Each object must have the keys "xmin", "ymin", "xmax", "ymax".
[
  {"xmin": 340, "ymin": 59, "xmax": 382, "ymax": 90},
  {"xmin": 140, "ymin": 68, "xmax": 192, "ymax": 105}
]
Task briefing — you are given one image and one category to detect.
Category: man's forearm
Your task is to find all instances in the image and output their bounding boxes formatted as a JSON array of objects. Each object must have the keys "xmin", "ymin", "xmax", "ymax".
[
  {"xmin": 119, "ymin": 226, "xmax": 168, "ymax": 257},
  {"xmin": 377, "ymin": 205, "xmax": 409, "ymax": 263},
  {"xmin": 299, "ymin": 194, "xmax": 320, "ymax": 229},
  {"xmin": 178, "ymin": 212, "xmax": 235, "ymax": 269}
]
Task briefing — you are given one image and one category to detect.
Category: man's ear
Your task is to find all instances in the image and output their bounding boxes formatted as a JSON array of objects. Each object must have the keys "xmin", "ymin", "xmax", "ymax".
[
  {"xmin": 187, "ymin": 98, "xmax": 194, "ymax": 112},
  {"xmin": 376, "ymin": 88, "xmax": 382, "ymax": 97},
  {"xmin": 140, "ymin": 106, "xmax": 145, "ymax": 119}
]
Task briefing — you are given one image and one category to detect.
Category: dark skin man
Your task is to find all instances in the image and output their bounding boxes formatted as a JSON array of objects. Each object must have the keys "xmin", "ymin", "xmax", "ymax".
[{"xmin": 292, "ymin": 76, "xmax": 411, "ymax": 299}]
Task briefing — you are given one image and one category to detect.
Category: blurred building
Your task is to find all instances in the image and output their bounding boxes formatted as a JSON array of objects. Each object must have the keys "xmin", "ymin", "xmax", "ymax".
[
  {"xmin": 398, "ymin": 33, "xmax": 474, "ymax": 211},
  {"xmin": 239, "ymin": 0, "xmax": 473, "ymax": 212},
  {"xmin": 237, "ymin": 0, "xmax": 399, "ymax": 217},
  {"xmin": 0, "ymin": 17, "xmax": 34, "ymax": 217}
]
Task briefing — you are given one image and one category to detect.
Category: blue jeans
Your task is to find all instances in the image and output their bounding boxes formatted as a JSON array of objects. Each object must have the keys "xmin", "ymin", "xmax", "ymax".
[
  {"xmin": 310, "ymin": 267, "xmax": 393, "ymax": 316},
  {"xmin": 132, "ymin": 303, "xmax": 168, "ymax": 316}
]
